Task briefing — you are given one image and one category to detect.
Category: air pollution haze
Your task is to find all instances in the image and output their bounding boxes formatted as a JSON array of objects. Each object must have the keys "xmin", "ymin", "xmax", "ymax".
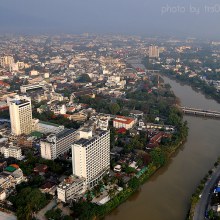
[{"xmin": 0, "ymin": 0, "xmax": 220, "ymax": 37}]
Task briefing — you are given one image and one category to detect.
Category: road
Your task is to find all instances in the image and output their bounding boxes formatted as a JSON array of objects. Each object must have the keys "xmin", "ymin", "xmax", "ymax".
[
  {"xmin": 0, "ymin": 211, "xmax": 16, "ymax": 220},
  {"xmin": 35, "ymin": 199, "xmax": 56, "ymax": 220},
  {"xmin": 193, "ymin": 165, "xmax": 220, "ymax": 220}
]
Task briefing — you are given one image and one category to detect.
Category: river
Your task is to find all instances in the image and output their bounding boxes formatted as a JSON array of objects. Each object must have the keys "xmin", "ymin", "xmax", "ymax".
[{"xmin": 106, "ymin": 75, "xmax": 220, "ymax": 220}]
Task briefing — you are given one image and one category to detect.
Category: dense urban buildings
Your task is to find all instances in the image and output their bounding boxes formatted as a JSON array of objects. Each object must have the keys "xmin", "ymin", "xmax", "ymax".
[{"xmin": 1, "ymin": 33, "xmax": 218, "ymax": 220}]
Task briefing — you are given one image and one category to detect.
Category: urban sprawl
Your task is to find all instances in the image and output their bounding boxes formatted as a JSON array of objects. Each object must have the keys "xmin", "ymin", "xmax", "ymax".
[{"xmin": 0, "ymin": 34, "xmax": 219, "ymax": 219}]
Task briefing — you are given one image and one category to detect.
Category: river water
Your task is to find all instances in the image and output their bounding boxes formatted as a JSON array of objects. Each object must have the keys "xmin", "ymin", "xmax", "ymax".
[{"xmin": 106, "ymin": 76, "xmax": 220, "ymax": 220}]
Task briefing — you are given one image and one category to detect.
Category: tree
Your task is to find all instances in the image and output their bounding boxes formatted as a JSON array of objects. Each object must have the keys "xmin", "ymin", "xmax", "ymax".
[
  {"xmin": 108, "ymin": 186, "xmax": 118, "ymax": 199},
  {"xmin": 128, "ymin": 177, "xmax": 139, "ymax": 190},
  {"xmin": 45, "ymin": 208, "xmax": 62, "ymax": 220},
  {"xmin": 109, "ymin": 103, "xmax": 120, "ymax": 115},
  {"xmin": 63, "ymin": 216, "xmax": 73, "ymax": 220},
  {"xmin": 76, "ymin": 74, "xmax": 91, "ymax": 83},
  {"xmin": 10, "ymin": 187, "xmax": 48, "ymax": 220},
  {"xmin": 150, "ymin": 147, "xmax": 167, "ymax": 167}
]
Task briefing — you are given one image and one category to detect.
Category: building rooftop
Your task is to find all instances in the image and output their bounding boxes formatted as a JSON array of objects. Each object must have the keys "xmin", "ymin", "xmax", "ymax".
[
  {"xmin": 113, "ymin": 116, "xmax": 135, "ymax": 124},
  {"xmin": 58, "ymin": 175, "xmax": 85, "ymax": 190},
  {"xmin": 30, "ymin": 131, "xmax": 43, "ymax": 138},
  {"xmin": 74, "ymin": 129, "xmax": 109, "ymax": 147},
  {"xmin": 40, "ymin": 120, "xmax": 61, "ymax": 128},
  {"xmin": 4, "ymin": 166, "xmax": 16, "ymax": 172},
  {"xmin": 11, "ymin": 99, "xmax": 30, "ymax": 105},
  {"xmin": 56, "ymin": 129, "xmax": 76, "ymax": 140}
]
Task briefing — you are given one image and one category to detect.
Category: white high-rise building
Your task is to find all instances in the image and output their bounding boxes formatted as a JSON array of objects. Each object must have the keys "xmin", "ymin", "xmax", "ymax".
[
  {"xmin": 149, "ymin": 45, "xmax": 160, "ymax": 58},
  {"xmin": 40, "ymin": 129, "xmax": 78, "ymax": 160},
  {"xmin": 72, "ymin": 128, "xmax": 110, "ymax": 188},
  {"xmin": 7, "ymin": 95, "xmax": 32, "ymax": 136}
]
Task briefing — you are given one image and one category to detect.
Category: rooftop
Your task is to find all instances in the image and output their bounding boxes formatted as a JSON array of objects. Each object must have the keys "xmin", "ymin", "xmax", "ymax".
[
  {"xmin": 4, "ymin": 166, "xmax": 16, "ymax": 172},
  {"xmin": 56, "ymin": 128, "xmax": 76, "ymax": 139},
  {"xmin": 30, "ymin": 131, "xmax": 43, "ymax": 138},
  {"xmin": 58, "ymin": 175, "xmax": 85, "ymax": 190},
  {"xmin": 40, "ymin": 120, "xmax": 61, "ymax": 128},
  {"xmin": 74, "ymin": 130, "xmax": 109, "ymax": 147},
  {"xmin": 114, "ymin": 115, "xmax": 135, "ymax": 124}
]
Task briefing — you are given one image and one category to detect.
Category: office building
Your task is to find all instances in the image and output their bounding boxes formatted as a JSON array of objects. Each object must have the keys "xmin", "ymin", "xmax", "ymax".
[
  {"xmin": 40, "ymin": 129, "xmax": 77, "ymax": 160},
  {"xmin": 72, "ymin": 127, "xmax": 110, "ymax": 188},
  {"xmin": 7, "ymin": 95, "xmax": 32, "ymax": 135},
  {"xmin": 149, "ymin": 45, "xmax": 160, "ymax": 58}
]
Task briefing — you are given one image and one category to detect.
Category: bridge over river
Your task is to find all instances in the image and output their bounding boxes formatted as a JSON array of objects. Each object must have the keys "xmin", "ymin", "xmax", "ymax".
[{"xmin": 180, "ymin": 106, "xmax": 220, "ymax": 118}]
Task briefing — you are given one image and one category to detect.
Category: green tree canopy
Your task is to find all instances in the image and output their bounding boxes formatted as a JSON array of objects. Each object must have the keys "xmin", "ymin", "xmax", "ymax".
[{"xmin": 109, "ymin": 103, "xmax": 120, "ymax": 115}]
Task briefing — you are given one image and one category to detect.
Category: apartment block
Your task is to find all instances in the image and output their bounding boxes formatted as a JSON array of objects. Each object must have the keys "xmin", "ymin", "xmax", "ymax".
[
  {"xmin": 72, "ymin": 128, "xmax": 110, "ymax": 188},
  {"xmin": 40, "ymin": 129, "xmax": 77, "ymax": 160}
]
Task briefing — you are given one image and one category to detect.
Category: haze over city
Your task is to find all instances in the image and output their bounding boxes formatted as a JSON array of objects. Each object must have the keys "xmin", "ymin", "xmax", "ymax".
[{"xmin": 1, "ymin": 0, "xmax": 220, "ymax": 38}]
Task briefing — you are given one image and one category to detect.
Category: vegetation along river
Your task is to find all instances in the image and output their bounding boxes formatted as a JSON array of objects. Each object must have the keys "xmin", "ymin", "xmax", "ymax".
[{"xmin": 106, "ymin": 75, "xmax": 220, "ymax": 220}]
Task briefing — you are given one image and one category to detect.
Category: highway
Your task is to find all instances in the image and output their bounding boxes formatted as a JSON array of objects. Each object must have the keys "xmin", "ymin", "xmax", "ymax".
[{"xmin": 193, "ymin": 165, "xmax": 220, "ymax": 220}]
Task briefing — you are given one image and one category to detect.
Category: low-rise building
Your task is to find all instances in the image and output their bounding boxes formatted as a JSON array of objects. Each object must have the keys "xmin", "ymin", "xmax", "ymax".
[
  {"xmin": 3, "ymin": 146, "xmax": 22, "ymax": 160},
  {"xmin": 40, "ymin": 181, "xmax": 56, "ymax": 195},
  {"xmin": 0, "ymin": 187, "xmax": 6, "ymax": 201},
  {"xmin": 57, "ymin": 175, "xmax": 86, "ymax": 203},
  {"xmin": 34, "ymin": 164, "xmax": 48, "ymax": 175},
  {"xmin": 113, "ymin": 116, "xmax": 135, "ymax": 130},
  {"xmin": 130, "ymin": 110, "xmax": 144, "ymax": 118},
  {"xmin": 32, "ymin": 119, "xmax": 64, "ymax": 134}
]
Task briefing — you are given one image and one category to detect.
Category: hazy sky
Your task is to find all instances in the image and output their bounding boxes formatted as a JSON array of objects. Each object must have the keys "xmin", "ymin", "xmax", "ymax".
[{"xmin": 0, "ymin": 0, "xmax": 220, "ymax": 38}]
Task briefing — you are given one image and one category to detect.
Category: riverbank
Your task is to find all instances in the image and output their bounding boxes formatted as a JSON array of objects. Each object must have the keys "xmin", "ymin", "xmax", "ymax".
[
  {"xmin": 187, "ymin": 159, "xmax": 220, "ymax": 220},
  {"xmin": 72, "ymin": 122, "xmax": 188, "ymax": 220},
  {"xmin": 106, "ymin": 73, "xmax": 220, "ymax": 220},
  {"xmin": 161, "ymin": 70, "xmax": 220, "ymax": 104}
]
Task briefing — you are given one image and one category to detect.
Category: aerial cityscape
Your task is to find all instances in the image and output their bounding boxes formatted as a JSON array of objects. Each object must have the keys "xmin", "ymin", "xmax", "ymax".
[{"xmin": 0, "ymin": 1, "xmax": 220, "ymax": 220}]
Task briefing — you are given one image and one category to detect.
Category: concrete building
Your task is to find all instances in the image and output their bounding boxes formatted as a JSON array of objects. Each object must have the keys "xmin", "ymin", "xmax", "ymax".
[
  {"xmin": 57, "ymin": 175, "xmax": 86, "ymax": 202},
  {"xmin": 40, "ymin": 129, "xmax": 77, "ymax": 160},
  {"xmin": 149, "ymin": 45, "xmax": 160, "ymax": 58},
  {"xmin": 97, "ymin": 115, "xmax": 110, "ymax": 131},
  {"xmin": 0, "ymin": 173, "xmax": 13, "ymax": 189},
  {"xmin": 20, "ymin": 84, "xmax": 44, "ymax": 93},
  {"xmin": 3, "ymin": 146, "xmax": 22, "ymax": 160},
  {"xmin": 113, "ymin": 116, "xmax": 135, "ymax": 130},
  {"xmin": 7, "ymin": 95, "xmax": 32, "ymax": 136},
  {"xmin": 0, "ymin": 56, "xmax": 14, "ymax": 68},
  {"xmin": 72, "ymin": 128, "xmax": 110, "ymax": 188},
  {"xmin": 0, "ymin": 188, "xmax": 6, "ymax": 201}
]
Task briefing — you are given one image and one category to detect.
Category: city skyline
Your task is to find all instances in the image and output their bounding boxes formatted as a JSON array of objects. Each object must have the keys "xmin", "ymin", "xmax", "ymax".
[{"xmin": 0, "ymin": 0, "xmax": 220, "ymax": 39}]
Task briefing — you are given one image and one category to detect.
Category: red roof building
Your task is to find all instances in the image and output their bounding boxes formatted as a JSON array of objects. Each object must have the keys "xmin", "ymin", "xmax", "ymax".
[
  {"xmin": 0, "ymin": 81, "xmax": 10, "ymax": 89},
  {"xmin": 117, "ymin": 127, "xmax": 127, "ymax": 134},
  {"xmin": 34, "ymin": 164, "xmax": 48, "ymax": 174},
  {"xmin": 113, "ymin": 116, "xmax": 135, "ymax": 130}
]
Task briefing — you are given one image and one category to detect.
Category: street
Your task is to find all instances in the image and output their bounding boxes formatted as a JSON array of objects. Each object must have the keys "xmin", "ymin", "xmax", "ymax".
[{"xmin": 193, "ymin": 165, "xmax": 220, "ymax": 220}]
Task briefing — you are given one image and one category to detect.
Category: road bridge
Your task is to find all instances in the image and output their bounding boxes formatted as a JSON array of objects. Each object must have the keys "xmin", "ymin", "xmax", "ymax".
[{"xmin": 180, "ymin": 107, "xmax": 220, "ymax": 118}]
